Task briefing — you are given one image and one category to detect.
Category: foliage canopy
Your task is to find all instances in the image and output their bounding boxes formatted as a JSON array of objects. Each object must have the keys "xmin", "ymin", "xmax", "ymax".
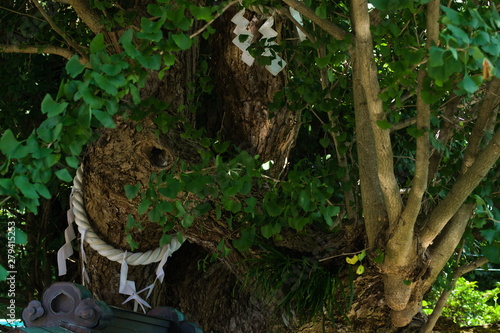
[{"xmin": 0, "ymin": 0, "xmax": 499, "ymax": 330}]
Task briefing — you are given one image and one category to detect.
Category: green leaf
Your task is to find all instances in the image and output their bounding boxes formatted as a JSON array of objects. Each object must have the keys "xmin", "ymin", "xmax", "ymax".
[
  {"xmin": 406, "ymin": 126, "xmax": 426, "ymax": 138},
  {"xmin": 119, "ymin": 29, "xmax": 141, "ymax": 58},
  {"xmin": 356, "ymin": 264, "xmax": 365, "ymax": 275},
  {"xmin": 137, "ymin": 54, "xmax": 162, "ymax": 70},
  {"xmin": 55, "ymin": 169, "xmax": 73, "ymax": 182},
  {"xmin": 429, "ymin": 47, "xmax": 445, "ymax": 67},
  {"xmin": 78, "ymin": 84, "xmax": 105, "ymax": 109},
  {"xmin": 315, "ymin": 3, "xmax": 327, "ymax": 19},
  {"xmin": 160, "ymin": 233, "xmax": 173, "ymax": 247},
  {"xmin": 92, "ymin": 72, "xmax": 118, "ymax": 95},
  {"xmin": 194, "ymin": 202, "xmax": 211, "ymax": 216},
  {"xmin": 223, "ymin": 199, "xmax": 242, "ymax": 213},
  {"xmin": 138, "ymin": 199, "xmax": 151, "ymax": 215},
  {"xmin": 376, "ymin": 120, "xmax": 393, "ymax": 129},
  {"xmin": 181, "ymin": 215, "xmax": 194, "ymax": 228},
  {"xmin": 446, "ymin": 24, "xmax": 470, "ymax": 44},
  {"xmin": 92, "ymin": 110, "xmax": 116, "ymax": 128},
  {"xmin": 41, "ymin": 94, "xmax": 68, "ymax": 117},
  {"xmin": 124, "ymin": 184, "xmax": 141, "ymax": 199},
  {"xmin": 175, "ymin": 201, "xmax": 187, "ymax": 216},
  {"xmin": 90, "ymin": 33, "xmax": 106, "ymax": 53},
  {"xmin": 441, "ymin": 6, "xmax": 463, "ymax": 25},
  {"xmin": 298, "ymin": 190, "xmax": 311, "ymax": 211},
  {"xmin": 0, "ymin": 264, "xmax": 8, "ymax": 280},
  {"xmin": 319, "ymin": 137, "xmax": 330, "ymax": 148},
  {"xmin": 264, "ymin": 198, "xmax": 283, "ymax": 217},
  {"xmin": 315, "ymin": 54, "xmax": 331, "ymax": 69},
  {"xmin": 189, "ymin": 5, "xmax": 213, "ymax": 21},
  {"xmin": 172, "ymin": 33, "xmax": 193, "ymax": 50},
  {"xmin": 65, "ymin": 156, "xmax": 80, "ymax": 169},
  {"xmin": 373, "ymin": 250, "xmax": 385, "ymax": 264},
  {"xmin": 126, "ymin": 234, "xmax": 139, "ymax": 251},
  {"xmin": 163, "ymin": 53, "xmax": 176, "ymax": 67},
  {"xmin": 14, "ymin": 175, "xmax": 39, "ymax": 199},
  {"xmin": 100, "ymin": 63, "xmax": 126, "ymax": 76},
  {"xmin": 232, "ymin": 227, "xmax": 256, "ymax": 251},
  {"xmin": 66, "ymin": 55, "xmax": 86, "ymax": 78},
  {"xmin": 126, "ymin": 214, "xmax": 137, "ymax": 229},
  {"xmin": 149, "ymin": 205, "xmax": 162, "ymax": 222},
  {"xmin": 261, "ymin": 223, "xmax": 281, "ymax": 239},
  {"xmin": 482, "ymin": 244, "xmax": 500, "ymax": 264},
  {"xmin": 288, "ymin": 217, "xmax": 309, "ymax": 231},
  {"xmin": 458, "ymin": 75, "xmax": 480, "ymax": 94},
  {"xmin": 147, "ymin": 3, "xmax": 166, "ymax": 17},
  {"xmin": 157, "ymin": 200, "xmax": 174, "ymax": 213},
  {"xmin": 0, "ymin": 130, "xmax": 20, "ymax": 155},
  {"xmin": 0, "ymin": 178, "xmax": 16, "ymax": 196},
  {"xmin": 15, "ymin": 227, "xmax": 28, "ymax": 245},
  {"xmin": 481, "ymin": 229, "xmax": 498, "ymax": 244},
  {"xmin": 34, "ymin": 183, "xmax": 51, "ymax": 199}
]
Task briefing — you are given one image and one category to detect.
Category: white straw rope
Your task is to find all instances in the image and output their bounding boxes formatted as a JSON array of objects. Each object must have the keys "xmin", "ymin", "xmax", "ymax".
[{"xmin": 71, "ymin": 165, "xmax": 178, "ymax": 265}]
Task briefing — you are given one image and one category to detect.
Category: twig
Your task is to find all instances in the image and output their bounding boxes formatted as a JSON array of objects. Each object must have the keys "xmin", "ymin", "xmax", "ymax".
[
  {"xmin": 420, "ymin": 257, "xmax": 489, "ymax": 333},
  {"xmin": 190, "ymin": 0, "xmax": 239, "ymax": 39},
  {"xmin": 281, "ymin": 0, "xmax": 349, "ymax": 41},
  {"xmin": 319, "ymin": 248, "xmax": 369, "ymax": 262},
  {"xmin": 0, "ymin": 196, "xmax": 11, "ymax": 206},
  {"xmin": 30, "ymin": 0, "xmax": 89, "ymax": 63},
  {"xmin": 261, "ymin": 174, "xmax": 281, "ymax": 183},
  {"xmin": 0, "ymin": 5, "xmax": 44, "ymax": 21}
]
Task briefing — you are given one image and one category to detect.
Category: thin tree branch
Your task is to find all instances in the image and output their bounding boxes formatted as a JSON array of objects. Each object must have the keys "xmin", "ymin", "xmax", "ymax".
[
  {"xmin": 421, "ymin": 257, "xmax": 489, "ymax": 333},
  {"xmin": 427, "ymin": 94, "xmax": 462, "ymax": 183},
  {"xmin": 420, "ymin": 128, "xmax": 500, "ymax": 249},
  {"xmin": 190, "ymin": 0, "xmax": 239, "ymax": 39},
  {"xmin": 0, "ymin": 5, "xmax": 44, "ymax": 21},
  {"xmin": 461, "ymin": 78, "xmax": 500, "ymax": 174},
  {"xmin": 423, "ymin": 203, "xmax": 475, "ymax": 293},
  {"xmin": 390, "ymin": 117, "xmax": 417, "ymax": 132},
  {"xmin": 351, "ymin": 0, "xmax": 402, "ymax": 229},
  {"xmin": 0, "ymin": 44, "xmax": 85, "ymax": 63},
  {"xmin": 281, "ymin": 0, "xmax": 349, "ymax": 41},
  {"xmin": 30, "ymin": 0, "xmax": 89, "ymax": 63}
]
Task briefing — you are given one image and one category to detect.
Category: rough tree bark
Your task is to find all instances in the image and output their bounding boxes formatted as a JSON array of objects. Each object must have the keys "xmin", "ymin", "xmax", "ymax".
[{"xmin": 76, "ymin": 4, "xmax": 301, "ymax": 332}]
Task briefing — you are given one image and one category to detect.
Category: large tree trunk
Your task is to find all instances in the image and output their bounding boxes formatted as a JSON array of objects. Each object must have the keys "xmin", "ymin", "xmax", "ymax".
[{"xmin": 79, "ymin": 7, "xmax": 300, "ymax": 332}]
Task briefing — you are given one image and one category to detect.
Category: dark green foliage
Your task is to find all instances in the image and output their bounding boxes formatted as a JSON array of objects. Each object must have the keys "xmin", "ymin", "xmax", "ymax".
[{"xmin": 244, "ymin": 247, "xmax": 352, "ymax": 325}]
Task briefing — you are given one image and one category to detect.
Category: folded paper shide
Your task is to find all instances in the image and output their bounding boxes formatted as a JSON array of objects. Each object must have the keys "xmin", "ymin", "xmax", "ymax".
[{"xmin": 231, "ymin": 9, "xmax": 287, "ymax": 76}]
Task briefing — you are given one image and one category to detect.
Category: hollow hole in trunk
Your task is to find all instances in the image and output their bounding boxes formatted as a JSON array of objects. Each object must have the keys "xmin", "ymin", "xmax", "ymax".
[{"xmin": 150, "ymin": 147, "xmax": 170, "ymax": 168}]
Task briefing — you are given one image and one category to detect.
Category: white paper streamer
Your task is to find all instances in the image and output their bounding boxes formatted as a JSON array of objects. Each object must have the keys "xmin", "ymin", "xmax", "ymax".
[
  {"xmin": 57, "ymin": 201, "xmax": 76, "ymax": 276},
  {"xmin": 119, "ymin": 251, "xmax": 152, "ymax": 313},
  {"xmin": 289, "ymin": 7, "xmax": 307, "ymax": 41},
  {"xmin": 230, "ymin": 9, "xmax": 286, "ymax": 75}
]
